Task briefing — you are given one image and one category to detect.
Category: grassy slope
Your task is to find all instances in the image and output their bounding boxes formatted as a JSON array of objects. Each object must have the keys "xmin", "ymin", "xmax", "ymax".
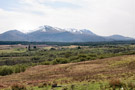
[{"xmin": 0, "ymin": 55, "xmax": 135, "ymax": 89}]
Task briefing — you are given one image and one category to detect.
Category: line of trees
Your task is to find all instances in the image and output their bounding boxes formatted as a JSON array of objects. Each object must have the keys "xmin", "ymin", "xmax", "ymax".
[{"xmin": 0, "ymin": 40, "xmax": 135, "ymax": 46}]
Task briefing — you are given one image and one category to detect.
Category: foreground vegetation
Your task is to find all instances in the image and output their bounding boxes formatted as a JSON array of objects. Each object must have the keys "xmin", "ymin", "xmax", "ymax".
[
  {"xmin": 4, "ymin": 80, "xmax": 135, "ymax": 90},
  {"xmin": 0, "ymin": 42, "xmax": 135, "ymax": 89},
  {"xmin": 0, "ymin": 55, "xmax": 135, "ymax": 90},
  {"xmin": 0, "ymin": 44, "xmax": 134, "ymax": 76},
  {"xmin": 0, "ymin": 44, "xmax": 135, "ymax": 76}
]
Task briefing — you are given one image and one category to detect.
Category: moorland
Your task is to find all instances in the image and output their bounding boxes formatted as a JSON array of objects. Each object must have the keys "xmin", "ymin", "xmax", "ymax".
[{"xmin": 0, "ymin": 41, "xmax": 135, "ymax": 90}]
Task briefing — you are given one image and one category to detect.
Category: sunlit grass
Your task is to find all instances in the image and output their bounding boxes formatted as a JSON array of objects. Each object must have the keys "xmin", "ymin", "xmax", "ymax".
[
  {"xmin": 110, "ymin": 56, "xmax": 135, "ymax": 67},
  {"xmin": 0, "ymin": 48, "xmax": 26, "ymax": 54}
]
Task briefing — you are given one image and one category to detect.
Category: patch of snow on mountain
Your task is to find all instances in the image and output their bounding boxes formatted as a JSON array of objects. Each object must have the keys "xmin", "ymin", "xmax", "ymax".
[{"xmin": 65, "ymin": 28, "xmax": 82, "ymax": 34}]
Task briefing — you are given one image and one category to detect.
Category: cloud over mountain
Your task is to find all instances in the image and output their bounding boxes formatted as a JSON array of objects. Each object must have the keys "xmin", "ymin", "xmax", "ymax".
[{"xmin": 0, "ymin": 0, "xmax": 134, "ymax": 38}]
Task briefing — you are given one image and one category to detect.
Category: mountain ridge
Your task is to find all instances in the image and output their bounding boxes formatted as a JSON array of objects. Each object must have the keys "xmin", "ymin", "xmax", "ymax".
[{"xmin": 0, "ymin": 25, "xmax": 134, "ymax": 42}]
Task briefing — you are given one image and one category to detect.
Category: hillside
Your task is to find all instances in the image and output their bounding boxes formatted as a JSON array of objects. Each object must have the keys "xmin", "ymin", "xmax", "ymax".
[{"xmin": 1, "ymin": 55, "xmax": 135, "ymax": 89}]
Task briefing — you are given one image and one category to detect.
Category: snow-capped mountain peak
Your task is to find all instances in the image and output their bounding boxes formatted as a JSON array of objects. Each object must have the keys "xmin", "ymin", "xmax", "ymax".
[
  {"xmin": 0, "ymin": 25, "xmax": 134, "ymax": 42},
  {"xmin": 29, "ymin": 25, "xmax": 95, "ymax": 35},
  {"xmin": 31, "ymin": 26, "xmax": 46, "ymax": 32},
  {"xmin": 65, "ymin": 28, "xmax": 80, "ymax": 33},
  {"xmin": 64, "ymin": 28, "xmax": 95, "ymax": 35},
  {"xmin": 79, "ymin": 29, "xmax": 96, "ymax": 35},
  {"xmin": 30, "ymin": 25, "xmax": 66, "ymax": 34}
]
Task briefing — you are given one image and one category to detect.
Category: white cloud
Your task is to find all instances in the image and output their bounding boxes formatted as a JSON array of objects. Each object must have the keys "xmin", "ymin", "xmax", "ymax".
[{"xmin": 0, "ymin": 0, "xmax": 134, "ymax": 37}]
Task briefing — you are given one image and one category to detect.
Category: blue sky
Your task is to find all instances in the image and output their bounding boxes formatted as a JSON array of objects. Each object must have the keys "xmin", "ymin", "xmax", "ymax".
[
  {"xmin": 0, "ymin": 0, "xmax": 134, "ymax": 37},
  {"xmin": 0, "ymin": 0, "xmax": 81, "ymax": 11},
  {"xmin": 43, "ymin": 1, "xmax": 81, "ymax": 9},
  {"xmin": 0, "ymin": 0, "xmax": 19, "ymax": 10}
]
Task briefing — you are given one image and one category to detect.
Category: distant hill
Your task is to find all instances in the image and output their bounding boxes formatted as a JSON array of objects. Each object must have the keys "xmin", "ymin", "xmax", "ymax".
[
  {"xmin": 0, "ymin": 25, "xmax": 134, "ymax": 42},
  {"xmin": 0, "ymin": 30, "xmax": 27, "ymax": 41},
  {"xmin": 107, "ymin": 35, "xmax": 134, "ymax": 41}
]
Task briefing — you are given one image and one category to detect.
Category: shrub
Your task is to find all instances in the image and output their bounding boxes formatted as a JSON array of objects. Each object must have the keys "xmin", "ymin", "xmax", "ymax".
[
  {"xmin": 69, "ymin": 56, "xmax": 78, "ymax": 61},
  {"xmin": 33, "ymin": 46, "xmax": 37, "ymax": 49},
  {"xmin": 31, "ymin": 56, "xmax": 40, "ymax": 61},
  {"xmin": 41, "ymin": 61, "xmax": 51, "ymax": 65},
  {"xmin": 11, "ymin": 84, "xmax": 27, "ymax": 90},
  {"xmin": 109, "ymin": 79, "xmax": 123, "ymax": 89},
  {"xmin": 77, "ymin": 46, "xmax": 81, "ymax": 49},
  {"xmin": 127, "ymin": 82, "xmax": 135, "ymax": 89},
  {"xmin": 52, "ymin": 58, "xmax": 69, "ymax": 65},
  {"xmin": 64, "ymin": 52, "xmax": 72, "ymax": 58},
  {"xmin": 38, "ymin": 82, "xmax": 48, "ymax": 88},
  {"xmin": 14, "ymin": 65, "xmax": 27, "ymax": 73},
  {"xmin": 86, "ymin": 56, "xmax": 96, "ymax": 60},
  {"xmin": 0, "ymin": 64, "xmax": 27, "ymax": 76},
  {"xmin": 78, "ymin": 57, "xmax": 87, "ymax": 61},
  {"xmin": 0, "ymin": 66, "xmax": 13, "ymax": 76},
  {"xmin": 50, "ymin": 48, "xmax": 56, "ymax": 50},
  {"xmin": 78, "ymin": 54, "xmax": 87, "ymax": 58}
]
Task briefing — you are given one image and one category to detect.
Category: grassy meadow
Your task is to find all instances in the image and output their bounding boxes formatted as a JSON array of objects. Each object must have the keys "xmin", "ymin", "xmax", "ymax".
[{"xmin": 0, "ymin": 43, "xmax": 135, "ymax": 90}]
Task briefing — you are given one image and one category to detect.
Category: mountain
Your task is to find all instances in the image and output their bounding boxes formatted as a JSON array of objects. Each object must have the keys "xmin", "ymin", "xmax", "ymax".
[
  {"xmin": 0, "ymin": 25, "xmax": 134, "ymax": 42},
  {"xmin": 65, "ymin": 28, "xmax": 96, "ymax": 35},
  {"xmin": 0, "ymin": 30, "xmax": 27, "ymax": 41},
  {"xmin": 32, "ymin": 25, "xmax": 65, "ymax": 33},
  {"xmin": 107, "ymin": 35, "xmax": 134, "ymax": 41},
  {"xmin": 27, "ymin": 26, "xmax": 108, "ymax": 42}
]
